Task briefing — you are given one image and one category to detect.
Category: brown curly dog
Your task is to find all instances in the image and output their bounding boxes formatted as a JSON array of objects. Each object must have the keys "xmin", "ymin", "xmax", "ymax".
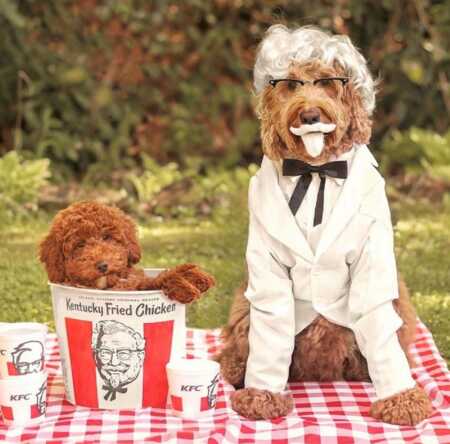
[
  {"xmin": 216, "ymin": 27, "xmax": 432, "ymax": 425},
  {"xmin": 39, "ymin": 201, "xmax": 215, "ymax": 302},
  {"xmin": 218, "ymin": 282, "xmax": 431, "ymax": 424}
]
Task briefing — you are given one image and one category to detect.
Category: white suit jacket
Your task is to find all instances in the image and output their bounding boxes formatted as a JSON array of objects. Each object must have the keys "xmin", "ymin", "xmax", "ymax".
[{"xmin": 244, "ymin": 145, "xmax": 416, "ymax": 400}]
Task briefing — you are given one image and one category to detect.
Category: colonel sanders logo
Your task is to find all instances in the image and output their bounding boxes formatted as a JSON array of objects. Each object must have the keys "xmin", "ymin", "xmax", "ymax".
[
  {"xmin": 36, "ymin": 382, "xmax": 47, "ymax": 415},
  {"xmin": 207, "ymin": 373, "xmax": 219, "ymax": 408},
  {"xmin": 12, "ymin": 341, "xmax": 44, "ymax": 375},
  {"xmin": 92, "ymin": 320, "xmax": 145, "ymax": 401}
]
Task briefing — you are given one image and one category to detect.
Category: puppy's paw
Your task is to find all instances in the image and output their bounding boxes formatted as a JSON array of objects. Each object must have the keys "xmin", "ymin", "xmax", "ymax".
[
  {"xmin": 161, "ymin": 275, "xmax": 201, "ymax": 304},
  {"xmin": 174, "ymin": 264, "xmax": 216, "ymax": 294},
  {"xmin": 231, "ymin": 388, "xmax": 293, "ymax": 420},
  {"xmin": 370, "ymin": 385, "xmax": 432, "ymax": 426}
]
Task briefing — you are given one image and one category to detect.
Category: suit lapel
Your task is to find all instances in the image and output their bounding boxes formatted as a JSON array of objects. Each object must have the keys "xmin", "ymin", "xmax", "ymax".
[
  {"xmin": 251, "ymin": 156, "xmax": 315, "ymax": 263},
  {"xmin": 314, "ymin": 145, "xmax": 382, "ymax": 259}
]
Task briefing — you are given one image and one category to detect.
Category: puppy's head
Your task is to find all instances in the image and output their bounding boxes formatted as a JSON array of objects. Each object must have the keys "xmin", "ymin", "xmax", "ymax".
[
  {"xmin": 254, "ymin": 25, "xmax": 374, "ymax": 163},
  {"xmin": 39, "ymin": 201, "xmax": 141, "ymax": 288}
]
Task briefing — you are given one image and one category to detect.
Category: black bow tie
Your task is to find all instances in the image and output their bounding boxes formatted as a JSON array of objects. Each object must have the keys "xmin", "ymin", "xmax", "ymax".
[
  {"xmin": 102, "ymin": 383, "xmax": 128, "ymax": 401},
  {"xmin": 282, "ymin": 159, "xmax": 348, "ymax": 226}
]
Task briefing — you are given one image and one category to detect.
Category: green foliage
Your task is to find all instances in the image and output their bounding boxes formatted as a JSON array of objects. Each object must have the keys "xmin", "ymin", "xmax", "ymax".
[
  {"xmin": 0, "ymin": 0, "xmax": 449, "ymax": 178},
  {"xmin": 127, "ymin": 158, "xmax": 257, "ymax": 218},
  {"xmin": 128, "ymin": 156, "xmax": 182, "ymax": 203},
  {"xmin": 381, "ymin": 128, "xmax": 450, "ymax": 181},
  {"xmin": 188, "ymin": 164, "xmax": 258, "ymax": 212},
  {"xmin": 0, "ymin": 151, "xmax": 50, "ymax": 218}
]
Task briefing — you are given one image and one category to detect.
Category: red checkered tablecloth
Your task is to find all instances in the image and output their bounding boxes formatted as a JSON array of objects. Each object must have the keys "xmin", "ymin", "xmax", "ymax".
[{"xmin": 0, "ymin": 321, "xmax": 449, "ymax": 443}]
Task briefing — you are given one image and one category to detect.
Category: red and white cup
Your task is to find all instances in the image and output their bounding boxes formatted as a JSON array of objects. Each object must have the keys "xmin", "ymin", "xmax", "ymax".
[
  {"xmin": 166, "ymin": 358, "xmax": 220, "ymax": 418},
  {"xmin": 0, "ymin": 371, "xmax": 47, "ymax": 425},
  {"xmin": 0, "ymin": 323, "xmax": 47, "ymax": 378}
]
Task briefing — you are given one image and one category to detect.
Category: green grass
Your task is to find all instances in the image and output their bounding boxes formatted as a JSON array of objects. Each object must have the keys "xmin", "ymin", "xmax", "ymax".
[
  {"xmin": 0, "ymin": 194, "xmax": 449, "ymax": 364},
  {"xmin": 392, "ymin": 198, "xmax": 450, "ymax": 364}
]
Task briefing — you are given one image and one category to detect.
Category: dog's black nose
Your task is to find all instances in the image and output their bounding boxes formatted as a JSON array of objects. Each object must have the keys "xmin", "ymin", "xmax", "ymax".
[
  {"xmin": 96, "ymin": 261, "xmax": 108, "ymax": 273},
  {"xmin": 300, "ymin": 108, "xmax": 321, "ymax": 125}
]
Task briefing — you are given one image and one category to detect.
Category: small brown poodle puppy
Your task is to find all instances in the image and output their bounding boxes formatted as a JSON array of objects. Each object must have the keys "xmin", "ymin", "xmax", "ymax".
[
  {"xmin": 217, "ymin": 26, "xmax": 432, "ymax": 426},
  {"xmin": 40, "ymin": 201, "xmax": 215, "ymax": 302}
]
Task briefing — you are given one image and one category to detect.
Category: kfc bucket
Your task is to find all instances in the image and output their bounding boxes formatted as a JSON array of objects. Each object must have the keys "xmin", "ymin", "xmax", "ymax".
[{"xmin": 50, "ymin": 268, "xmax": 186, "ymax": 409}]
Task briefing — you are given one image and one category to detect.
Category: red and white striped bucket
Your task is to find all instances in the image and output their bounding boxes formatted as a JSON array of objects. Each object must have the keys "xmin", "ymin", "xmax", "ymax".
[{"xmin": 50, "ymin": 268, "xmax": 186, "ymax": 409}]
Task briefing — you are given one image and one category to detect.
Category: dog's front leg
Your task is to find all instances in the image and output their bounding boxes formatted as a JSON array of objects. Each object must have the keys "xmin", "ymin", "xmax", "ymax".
[{"xmin": 232, "ymin": 299, "xmax": 295, "ymax": 420}]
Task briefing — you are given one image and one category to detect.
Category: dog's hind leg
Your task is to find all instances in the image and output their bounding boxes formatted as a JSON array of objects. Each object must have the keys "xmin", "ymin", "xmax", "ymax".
[
  {"xmin": 289, "ymin": 316, "xmax": 369, "ymax": 382},
  {"xmin": 215, "ymin": 283, "xmax": 250, "ymax": 389},
  {"xmin": 394, "ymin": 277, "xmax": 417, "ymax": 367}
]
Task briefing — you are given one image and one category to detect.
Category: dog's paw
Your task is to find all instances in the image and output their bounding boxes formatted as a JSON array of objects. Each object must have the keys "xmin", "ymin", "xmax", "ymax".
[
  {"xmin": 231, "ymin": 388, "xmax": 293, "ymax": 420},
  {"xmin": 161, "ymin": 275, "xmax": 201, "ymax": 303},
  {"xmin": 370, "ymin": 385, "xmax": 432, "ymax": 426},
  {"xmin": 154, "ymin": 264, "xmax": 214, "ymax": 303},
  {"xmin": 174, "ymin": 263, "xmax": 216, "ymax": 294}
]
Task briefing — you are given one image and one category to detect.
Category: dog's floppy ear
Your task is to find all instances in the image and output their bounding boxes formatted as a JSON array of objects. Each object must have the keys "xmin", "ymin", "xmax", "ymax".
[
  {"xmin": 39, "ymin": 228, "xmax": 65, "ymax": 283},
  {"xmin": 343, "ymin": 82, "xmax": 372, "ymax": 146},
  {"xmin": 257, "ymin": 93, "xmax": 287, "ymax": 161},
  {"xmin": 122, "ymin": 213, "xmax": 141, "ymax": 265},
  {"xmin": 260, "ymin": 115, "xmax": 287, "ymax": 161}
]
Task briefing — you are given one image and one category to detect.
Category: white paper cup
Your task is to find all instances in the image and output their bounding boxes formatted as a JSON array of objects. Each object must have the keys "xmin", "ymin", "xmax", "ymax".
[
  {"xmin": 0, "ymin": 371, "xmax": 47, "ymax": 426},
  {"xmin": 0, "ymin": 323, "xmax": 47, "ymax": 378},
  {"xmin": 166, "ymin": 358, "xmax": 220, "ymax": 418}
]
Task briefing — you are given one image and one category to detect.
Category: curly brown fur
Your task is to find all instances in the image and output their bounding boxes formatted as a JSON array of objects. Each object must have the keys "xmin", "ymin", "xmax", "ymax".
[
  {"xmin": 370, "ymin": 386, "xmax": 432, "ymax": 426},
  {"xmin": 289, "ymin": 316, "xmax": 370, "ymax": 383},
  {"xmin": 231, "ymin": 388, "xmax": 293, "ymax": 420},
  {"xmin": 395, "ymin": 278, "xmax": 418, "ymax": 367},
  {"xmin": 215, "ymin": 282, "xmax": 250, "ymax": 388},
  {"xmin": 154, "ymin": 264, "xmax": 216, "ymax": 297},
  {"xmin": 39, "ymin": 201, "xmax": 215, "ymax": 303}
]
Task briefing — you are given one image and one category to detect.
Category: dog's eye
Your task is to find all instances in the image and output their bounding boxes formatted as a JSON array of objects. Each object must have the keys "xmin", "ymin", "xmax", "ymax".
[
  {"xmin": 102, "ymin": 234, "xmax": 112, "ymax": 241},
  {"xmin": 316, "ymin": 78, "xmax": 333, "ymax": 87},
  {"xmin": 75, "ymin": 241, "xmax": 85, "ymax": 249}
]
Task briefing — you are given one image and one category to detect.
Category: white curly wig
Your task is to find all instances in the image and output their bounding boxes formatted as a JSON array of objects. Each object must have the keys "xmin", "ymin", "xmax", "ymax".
[{"xmin": 254, "ymin": 25, "xmax": 376, "ymax": 115}]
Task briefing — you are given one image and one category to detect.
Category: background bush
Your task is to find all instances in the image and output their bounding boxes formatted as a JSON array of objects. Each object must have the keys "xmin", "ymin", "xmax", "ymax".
[
  {"xmin": 0, "ymin": 0, "xmax": 449, "ymax": 183},
  {"xmin": 0, "ymin": 151, "xmax": 50, "ymax": 219}
]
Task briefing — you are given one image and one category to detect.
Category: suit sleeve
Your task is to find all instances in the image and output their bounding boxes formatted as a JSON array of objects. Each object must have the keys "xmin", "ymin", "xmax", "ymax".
[
  {"xmin": 244, "ymin": 178, "xmax": 296, "ymax": 393},
  {"xmin": 349, "ymin": 187, "xmax": 415, "ymax": 400}
]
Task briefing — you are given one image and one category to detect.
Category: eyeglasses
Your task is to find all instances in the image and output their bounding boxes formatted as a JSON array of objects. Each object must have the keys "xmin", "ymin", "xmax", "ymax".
[
  {"xmin": 15, "ymin": 359, "xmax": 43, "ymax": 373},
  {"xmin": 269, "ymin": 77, "xmax": 349, "ymax": 89},
  {"xmin": 96, "ymin": 348, "xmax": 143, "ymax": 362}
]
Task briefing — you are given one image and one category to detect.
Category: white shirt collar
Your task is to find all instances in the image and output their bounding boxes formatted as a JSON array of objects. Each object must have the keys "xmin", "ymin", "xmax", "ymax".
[{"xmin": 275, "ymin": 147, "xmax": 356, "ymax": 187}]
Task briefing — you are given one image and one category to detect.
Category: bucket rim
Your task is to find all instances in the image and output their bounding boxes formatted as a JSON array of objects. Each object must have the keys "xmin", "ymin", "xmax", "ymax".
[
  {"xmin": 48, "ymin": 267, "xmax": 168, "ymax": 295},
  {"xmin": 48, "ymin": 282, "xmax": 163, "ymax": 295}
]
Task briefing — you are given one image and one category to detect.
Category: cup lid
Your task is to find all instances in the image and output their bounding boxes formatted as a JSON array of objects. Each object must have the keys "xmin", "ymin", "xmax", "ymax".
[
  {"xmin": 0, "ymin": 322, "xmax": 47, "ymax": 337},
  {"xmin": 0, "ymin": 370, "xmax": 47, "ymax": 387},
  {"xmin": 166, "ymin": 358, "xmax": 219, "ymax": 374}
]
